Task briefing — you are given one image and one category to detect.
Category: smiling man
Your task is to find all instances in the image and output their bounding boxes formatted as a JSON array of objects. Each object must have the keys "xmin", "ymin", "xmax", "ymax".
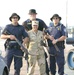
[
  {"xmin": 27, "ymin": 20, "xmax": 47, "ymax": 75},
  {"xmin": 44, "ymin": 14, "xmax": 68, "ymax": 75},
  {"xmin": 22, "ymin": 9, "xmax": 49, "ymax": 75},
  {"xmin": 1, "ymin": 13, "xmax": 29, "ymax": 75}
]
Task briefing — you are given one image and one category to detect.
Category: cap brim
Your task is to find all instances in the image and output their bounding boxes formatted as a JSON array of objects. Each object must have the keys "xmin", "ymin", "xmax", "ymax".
[
  {"xmin": 29, "ymin": 12, "xmax": 37, "ymax": 14},
  {"xmin": 9, "ymin": 16, "xmax": 20, "ymax": 21},
  {"xmin": 50, "ymin": 17, "xmax": 61, "ymax": 21}
]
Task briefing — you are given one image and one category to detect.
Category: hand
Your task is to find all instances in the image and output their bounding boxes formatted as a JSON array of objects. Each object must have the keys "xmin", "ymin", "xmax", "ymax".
[
  {"xmin": 52, "ymin": 39, "xmax": 58, "ymax": 44},
  {"xmin": 49, "ymin": 35, "xmax": 54, "ymax": 41},
  {"xmin": 20, "ymin": 43, "xmax": 27, "ymax": 50},
  {"xmin": 44, "ymin": 35, "xmax": 49, "ymax": 39},
  {"xmin": 9, "ymin": 35, "xmax": 16, "ymax": 40}
]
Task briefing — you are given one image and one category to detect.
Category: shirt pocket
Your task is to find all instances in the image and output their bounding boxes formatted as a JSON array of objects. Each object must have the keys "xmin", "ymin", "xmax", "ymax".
[{"xmin": 30, "ymin": 35, "xmax": 36, "ymax": 41}]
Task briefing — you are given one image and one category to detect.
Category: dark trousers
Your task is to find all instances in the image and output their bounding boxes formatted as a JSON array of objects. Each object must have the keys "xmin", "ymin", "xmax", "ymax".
[
  {"xmin": 45, "ymin": 52, "xmax": 50, "ymax": 75},
  {"xmin": 5, "ymin": 49, "xmax": 23, "ymax": 75},
  {"xmin": 46, "ymin": 59, "xmax": 49, "ymax": 75},
  {"xmin": 49, "ymin": 47, "xmax": 65, "ymax": 75}
]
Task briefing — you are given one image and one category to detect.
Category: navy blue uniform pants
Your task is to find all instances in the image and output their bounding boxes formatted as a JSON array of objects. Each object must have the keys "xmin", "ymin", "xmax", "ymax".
[
  {"xmin": 5, "ymin": 49, "xmax": 23, "ymax": 75},
  {"xmin": 49, "ymin": 47, "xmax": 65, "ymax": 75}
]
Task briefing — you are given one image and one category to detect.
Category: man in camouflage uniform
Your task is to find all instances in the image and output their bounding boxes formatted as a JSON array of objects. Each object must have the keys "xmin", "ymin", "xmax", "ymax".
[
  {"xmin": 22, "ymin": 9, "xmax": 49, "ymax": 75},
  {"xmin": 27, "ymin": 20, "xmax": 47, "ymax": 75}
]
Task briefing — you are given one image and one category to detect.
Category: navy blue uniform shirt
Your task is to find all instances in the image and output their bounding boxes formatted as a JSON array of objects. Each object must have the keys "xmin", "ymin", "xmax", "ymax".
[
  {"xmin": 46, "ymin": 23, "xmax": 68, "ymax": 46},
  {"xmin": 2, "ymin": 24, "xmax": 28, "ymax": 43},
  {"xmin": 22, "ymin": 18, "xmax": 47, "ymax": 31}
]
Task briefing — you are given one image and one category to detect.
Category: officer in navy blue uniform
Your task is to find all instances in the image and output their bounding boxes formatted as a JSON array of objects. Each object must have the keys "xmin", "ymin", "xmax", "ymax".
[
  {"xmin": 1, "ymin": 13, "xmax": 29, "ymax": 75},
  {"xmin": 22, "ymin": 9, "xmax": 47, "ymax": 31},
  {"xmin": 22, "ymin": 9, "xmax": 49, "ymax": 75},
  {"xmin": 44, "ymin": 14, "xmax": 68, "ymax": 75}
]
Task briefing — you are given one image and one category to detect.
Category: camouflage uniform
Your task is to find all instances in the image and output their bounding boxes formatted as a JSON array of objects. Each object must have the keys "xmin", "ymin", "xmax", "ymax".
[{"xmin": 27, "ymin": 30, "xmax": 47, "ymax": 75}]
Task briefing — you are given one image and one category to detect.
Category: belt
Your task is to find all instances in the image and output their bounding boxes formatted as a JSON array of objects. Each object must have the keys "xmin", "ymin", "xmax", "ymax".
[
  {"xmin": 7, "ymin": 45, "xmax": 20, "ymax": 50},
  {"xmin": 9, "ymin": 41, "xmax": 17, "ymax": 43}
]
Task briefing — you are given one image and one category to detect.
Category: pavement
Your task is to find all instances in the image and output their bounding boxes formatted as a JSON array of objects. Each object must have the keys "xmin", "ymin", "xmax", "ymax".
[{"xmin": 0, "ymin": 39, "xmax": 74, "ymax": 75}]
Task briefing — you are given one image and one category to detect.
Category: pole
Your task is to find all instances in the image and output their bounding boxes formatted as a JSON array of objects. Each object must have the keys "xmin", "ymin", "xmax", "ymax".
[{"xmin": 66, "ymin": 0, "xmax": 68, "ymax": 29}]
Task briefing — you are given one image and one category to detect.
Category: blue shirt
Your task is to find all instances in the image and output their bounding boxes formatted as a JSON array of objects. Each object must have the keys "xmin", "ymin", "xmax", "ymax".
[
  {"xmin": 2, "ymin": 24, "xmax": 28, "ymax": 42},
  {"xmin": 22, "ymin": 18, "xmax": 47, "ymax": 31},
  {"xmin": 46, "ymin": 23, "xmax": 68, "ymax": 46}
]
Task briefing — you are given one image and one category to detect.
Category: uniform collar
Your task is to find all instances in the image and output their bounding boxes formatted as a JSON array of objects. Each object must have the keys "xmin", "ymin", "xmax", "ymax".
[
  {"xmin": 11, "ymin": 23, "xmax": 20, "ymax": 27},
  {"xmin": 31, "ymin": 30, "xmax": 39, "ymax": 34},
  {"xmin": 51, "ymin": 23, "xmax": 61, "ymax": 27}
]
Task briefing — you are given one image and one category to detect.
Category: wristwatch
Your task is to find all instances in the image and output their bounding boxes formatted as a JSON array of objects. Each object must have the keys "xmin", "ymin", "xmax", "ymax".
[{"xmin": 56, "ymin": 39, "xmax": 58, "ymax": 42}]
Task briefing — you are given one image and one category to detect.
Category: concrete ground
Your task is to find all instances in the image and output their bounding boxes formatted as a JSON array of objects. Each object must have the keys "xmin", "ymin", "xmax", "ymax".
[{"xmin": 0, "ymin": 39, "xmax": 74, "ymax": 75}]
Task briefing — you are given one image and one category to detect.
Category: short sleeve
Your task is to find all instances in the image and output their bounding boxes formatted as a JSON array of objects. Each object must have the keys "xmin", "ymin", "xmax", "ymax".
[
  {"xmin": 61, "ymin": 25, "xmax": 68, "ymax": 37},
  {"xmin": 22, "ymin": 27, "xmax": 29, "ymax": 38},
  {"xmin": 2, "ymin": 25, "xmax": 9, "ymax": 35},
  {"xmin": 41, "ymin": 20, "xmax": 47, "ymax": 29}
]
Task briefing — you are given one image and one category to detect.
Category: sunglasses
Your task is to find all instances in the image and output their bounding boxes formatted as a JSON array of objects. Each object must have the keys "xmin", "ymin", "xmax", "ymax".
[
  {"xmin": 12, "ymin": 17, "xmax": 18, "ymax": 19},
  {"xmin": 53, "ymin": 17, "xmax": 59, "ymax": 20}
]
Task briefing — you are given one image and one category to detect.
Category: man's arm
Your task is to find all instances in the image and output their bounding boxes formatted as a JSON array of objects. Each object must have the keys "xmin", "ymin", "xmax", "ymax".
[
  {"xmin": 41, "ymin": 20, "xmax": 47, "ymax": 29},
  {"xmin": 22, "ymin": 21, "xmax": 29, "ymax": 31},
  {"xmin": 44, "ymin": 34, "xmax": 54, "ymax": 41},
  {"xmin": 1, "ymin": 34, "xmax": 16, "ymax": 40},
  {"xmin": 56, "ymin": 36, "xmax": 67, "ymax": 41},
  {"xmin": 22, "ymin": 21, "xmax": 26, "ymax": 28},
  {"xmin": 52, "ymin": 36, "xmax": 67, "ymax": 44},
  {"xmin": 52, "ymin": 25, "xmax": 68, "ymax": 44},
  {"xmin": 1, "ymin": 34, "xmax": 10, "ymax": 39},
  {"xmin": 22, "ymin": 37, "xmax": 29, "ymax": 47}
]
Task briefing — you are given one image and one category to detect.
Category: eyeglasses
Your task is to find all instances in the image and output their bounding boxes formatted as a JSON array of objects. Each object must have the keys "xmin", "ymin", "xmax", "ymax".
[
  {"xmin": 53, "ymin": 17, "xmax": 59, "ymax": 20},
  {"xmin": 12, "ymin": 17, "xmax": 18, "ymax": 19}
]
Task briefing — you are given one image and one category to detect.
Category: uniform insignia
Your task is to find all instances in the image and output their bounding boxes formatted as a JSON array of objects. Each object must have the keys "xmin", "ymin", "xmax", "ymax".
[
  {"xmin": 27, "ymin": 23, "xmax": 32, "ymax": 24},
  {"xmin": 56, "ymin": 27, "xmax": 60, "ymax": 30},
  {"xmin": 57, "ymin": 27, "xmax": 60, "ymax": 30}
]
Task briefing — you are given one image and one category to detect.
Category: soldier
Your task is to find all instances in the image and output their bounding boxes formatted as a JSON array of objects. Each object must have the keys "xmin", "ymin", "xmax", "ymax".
[
  {"xmin": 27, "ymin": 20, "xmax": 47, "ymax": 75},
  {"xmin": 1, "ymin": 13, "xmax": 29, "ymax": 75},
  {"xmin": 22, "ymin": 9, "xmax": 47, "ymax": 31},
  {"xmin": 44, "ymin": 14, "xmax": 68, "ymax": 75},
  {"xmin": 22, "ymin": 9, "xmax": 49, "ymax": 75}
]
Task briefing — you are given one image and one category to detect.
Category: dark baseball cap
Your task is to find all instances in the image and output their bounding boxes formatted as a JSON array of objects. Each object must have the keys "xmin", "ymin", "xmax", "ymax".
[{"xmin": 28, "ymin": 9, "xmax": 37, "ymax": 14}]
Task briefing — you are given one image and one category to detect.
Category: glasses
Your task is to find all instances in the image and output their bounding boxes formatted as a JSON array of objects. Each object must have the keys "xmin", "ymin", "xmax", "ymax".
[
  {"xmin": 12, "ymin": 17, "xmax": 18, "ymax": 19},
  {"xmin": 53, "ymin": 17, "xmax": 59, "ymax": 20}
]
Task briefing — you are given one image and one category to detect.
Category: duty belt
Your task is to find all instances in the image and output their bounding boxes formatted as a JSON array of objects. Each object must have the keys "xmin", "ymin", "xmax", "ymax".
[{"xmin": 9, "ymin": 41, "xmax": 17, "ymax": 43}]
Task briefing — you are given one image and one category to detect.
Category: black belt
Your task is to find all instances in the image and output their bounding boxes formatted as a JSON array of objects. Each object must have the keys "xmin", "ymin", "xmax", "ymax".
[
  {"xmin": 9, "ymin": 41, "xmax": 17, "ymax": 43},
  {"xmin": 7, "ymin": 45, "xmax": 21, "ymax": 50}
]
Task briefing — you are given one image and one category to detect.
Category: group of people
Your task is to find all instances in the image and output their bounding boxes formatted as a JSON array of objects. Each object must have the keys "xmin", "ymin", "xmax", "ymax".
[{"xmin": 1, "ymin": 9, "xmax": 68, "ymax": 75}]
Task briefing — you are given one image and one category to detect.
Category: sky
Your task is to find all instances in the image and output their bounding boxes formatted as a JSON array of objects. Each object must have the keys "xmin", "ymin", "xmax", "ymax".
[{"xmin": 0, "ymin": 0, "xmax": 73, "ymax": 27}]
